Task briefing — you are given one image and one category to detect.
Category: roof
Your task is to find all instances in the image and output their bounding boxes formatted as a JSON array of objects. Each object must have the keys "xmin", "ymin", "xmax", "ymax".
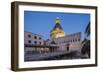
[
  {"xmin": 50, "ymin": 23, "xmax": 63, "ymax": 33},
  {"xmin": 50, "ymin": 40, "xmax": 56, "ymax": 44},
  {"xmin": 24, "ymin": 31, "xmax": 44, "ymax": 38},
  {"xmin": 50, "ymin": 17, "xmax": 64, "ymax": 33}
]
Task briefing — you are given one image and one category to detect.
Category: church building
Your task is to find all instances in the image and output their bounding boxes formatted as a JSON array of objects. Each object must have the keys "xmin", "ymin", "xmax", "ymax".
[
  {"xmin": 24, "ymin": 17, "xmax": 82, "ymax": 55},
  {"xmin": 49, "ymin": 17, "xmax": 81, "ymax": 52}
]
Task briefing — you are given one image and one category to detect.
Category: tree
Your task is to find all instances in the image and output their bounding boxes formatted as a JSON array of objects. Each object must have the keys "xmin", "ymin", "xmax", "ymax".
[
  {"xmin": 81, "ymin": 22, "xmax": 90, "ymax": 58},
  {"xmin": 85, "ymin": 22, "xmax": 90, "ymax": 37},
  {"xmin": 81, "ymin": 39, "xmax": 90, "ymax": 58}
]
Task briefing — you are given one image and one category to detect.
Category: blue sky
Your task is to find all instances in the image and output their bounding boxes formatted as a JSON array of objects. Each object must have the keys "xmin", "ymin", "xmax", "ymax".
[{"xmin": 24, "ymin": 11, "xmax": 90, "ymax": 40}]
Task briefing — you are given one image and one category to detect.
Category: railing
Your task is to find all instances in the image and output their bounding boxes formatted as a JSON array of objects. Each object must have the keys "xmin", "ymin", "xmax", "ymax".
[{"xmin": 24, "ymin": 44, "xmax": 58, "ymax": 48}]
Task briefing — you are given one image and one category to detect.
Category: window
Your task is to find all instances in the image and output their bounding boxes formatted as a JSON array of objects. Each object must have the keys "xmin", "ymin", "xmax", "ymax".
[
  {"xmin": 34, "ymin": 36, "xmax": 37, "ymax": 39},
  {"xmin": 39, "ymin": 37, "xmax": 41, "ymax": 40},
  {"xmin": 73, "ymin": 39, "xmax": 74, "ymax": 42},
  {"xmin": 39, "ymin": 42, "xmax": 41, "ymax": 45},
  {"xmin": 34, "ymin": 41, "xmax": 37, "ymax": 44},
  {"xmin": 28, "ymin": 40, "xmax": 31, "ymax": 43},
  {"xmin": 78, "ymin": 39, "xmax": 80, "ymax": 41},
  {"xmin": 28, "ymin": 35, "xmax": 31, "ymax": 38},
  {"xmin": 66, "ymin": 44, "xmax": 70, "ymax": 51},
  {"xmin": 67, "ymin": 47, "xmax": 69, "ymax": 51}
]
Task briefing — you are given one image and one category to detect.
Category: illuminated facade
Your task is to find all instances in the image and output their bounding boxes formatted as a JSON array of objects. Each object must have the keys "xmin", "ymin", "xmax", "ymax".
[
  {"xmin": 50, "ymin": 17, "xmax": 65, "ymax": 39},
  {"xmin": 49, "ymin": 17, "xmax": 81, "ymax": 52},
  {"xmin": 53, "ymin": 32, "xmax": 81, "ymax": 52}
]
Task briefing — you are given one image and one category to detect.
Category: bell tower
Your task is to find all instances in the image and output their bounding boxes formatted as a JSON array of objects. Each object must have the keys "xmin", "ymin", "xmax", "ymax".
[{"xmin": 50, "ymin": 17, "xmax": 65, "ymax": 39}]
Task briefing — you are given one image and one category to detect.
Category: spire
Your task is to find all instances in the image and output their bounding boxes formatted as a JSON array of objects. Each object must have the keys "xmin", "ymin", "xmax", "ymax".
[
  {"xmin": 56, "ymin": 17, "xmax": 60, "ymax": 24},
  {"xmin": 51, "ymin": 17, "xmax": 63, "ymax": 32},
  {"xmin": 50, "ymin": 17, "xmax": 65, "ymax": 39}
]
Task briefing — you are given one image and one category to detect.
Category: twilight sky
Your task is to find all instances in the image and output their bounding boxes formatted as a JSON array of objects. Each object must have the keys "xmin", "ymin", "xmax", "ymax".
[{"xmin": 24, "ymin": 11, "xmax": 90, "ymax": 40}]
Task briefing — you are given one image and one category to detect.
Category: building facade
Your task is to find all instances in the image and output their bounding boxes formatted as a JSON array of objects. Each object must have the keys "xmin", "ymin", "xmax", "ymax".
[
  {"xmin": 50, "ymin": 17, "xmax": 65, "ymax": 39},
  {"xmin": 24, "ymin": 32, "xmax": 44, "ymax": 45},
  {"xmin": 24, "ymin": 17, "xmax": 82, "ymax": 55},
  {"xmin": 49, "ymin": 17, "xmax": 81, "ymax": 53},
  {"xmin": 24, "ymin": 32, "xmax": 49, "ymax": 55},
  {"xmin": 53, "ymin": 32, "xmax": 81, "ymax": 52}
]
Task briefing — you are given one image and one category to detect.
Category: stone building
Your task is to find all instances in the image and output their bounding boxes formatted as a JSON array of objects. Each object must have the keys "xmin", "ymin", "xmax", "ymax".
[
  {"xmin": 24, "ymin": 32, "xmax": 44, "ymax": 45},
  {"xmin": 53, "ymin": 32, "xmax": 81, "ymax": 52},
  {"xmin": 49, "ymin": 17, "xmax": 81, "ymax": 53},
  {"xmin": 24, "ymin": 32, "xmax": 48, "ymax": 54},
  {"xmin": 24, "ymin": 17, "xmax": 82, "ymax": 55},
  {"xmin": 50, "ymin": 17, "xmax": 65, "ymax": 39}
]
